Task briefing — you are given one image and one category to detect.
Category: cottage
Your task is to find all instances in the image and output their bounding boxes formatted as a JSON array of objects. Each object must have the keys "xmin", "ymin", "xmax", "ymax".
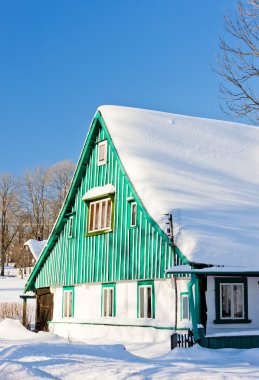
[{"xmin": 24, "ymin": 106, "xmax": 259, "ymax": 348}]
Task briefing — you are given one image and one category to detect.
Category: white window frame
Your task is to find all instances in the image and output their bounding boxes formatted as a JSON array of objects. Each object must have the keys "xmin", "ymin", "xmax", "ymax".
[
  {"xmin": 220, "ymin": 283, "xmax": 244, "ymax": 320},
  {"xmin": 88, "ymin": 198, "xmax": 112, "ymax": 233},
  {"xmin": 68, "ymin": 216, "xmax": 73, "ymax": 238},
  {"xmin": 98, "ymin": 140, "xmax": 107, "ymax": 166},
  {"xmin": 102, "ymin": 287, "xmax": 115, "ymax": 317},
  {"xmin": 63, "ymin": 290, "xmax": 73, "ymax": 318},
  {"xmin": 130, "ymin": 202, "xmax": 137, "ymax": 227},
  {"xmin": 139, "ymin": 285, "xmax": 153, "ymax": 319}
]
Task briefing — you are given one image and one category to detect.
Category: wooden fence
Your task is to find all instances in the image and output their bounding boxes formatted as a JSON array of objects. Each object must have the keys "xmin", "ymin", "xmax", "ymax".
[{"xmin": 171, "ymin": 330, "xmax": 194, "ymax": 349}]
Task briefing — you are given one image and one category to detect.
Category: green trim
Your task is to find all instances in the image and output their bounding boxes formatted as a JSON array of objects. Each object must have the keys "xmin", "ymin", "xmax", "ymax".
[
  {"xmin": 180, "ymin": 292, "xmax": 189, "ymax": 321},
  {"xmin": 137, "ymin": 280, "xmax": 155, "ymax": 319},
  {"xmin": 188, "ymin": 274, "xmax": 200, "ymax": 341},
  {"xmin": 214, "ymin": 277, "xmax": 250, "ymax": 324},
  {"xmin": 48, "ymin": 320, "xmax": 190, "ymax": 331},
  {"xmin": 62, "ymin": 286, "xmax": 75, "ymax": 318},
  {"xmin": 195, "ymin": 275, "xmax": 201, "ymax": 324},
  {"xmin": 101, "ymin": 283, "xmax": 116, "ymax": 317}
]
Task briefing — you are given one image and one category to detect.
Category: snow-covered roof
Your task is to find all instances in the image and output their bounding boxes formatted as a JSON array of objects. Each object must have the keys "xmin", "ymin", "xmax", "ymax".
[
  {"xmin": 24, "ymin": 239, "xmax": 47, "ymax": 260},
  {"xmin": 98, "ymin": 105, "xmax": 259, "ymax": 268},
  {"xmin": 82, "ymin": 184, "xmax": 115, "ymax": 201}
]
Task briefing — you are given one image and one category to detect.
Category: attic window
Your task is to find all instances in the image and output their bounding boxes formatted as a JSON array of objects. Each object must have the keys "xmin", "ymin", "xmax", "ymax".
[
  {"xmin": 68, "ymin": 216, "xmax": 73, "ymax": 238},
  {"xmin": 88, "ymin": 198, "xmax": 112, "ymax": 234},
  {"xmin": 98, "ymin": 140, "xmax": 107, "ymax": 166},
  {"xmin": 130, "ymin": 202, "xmax": 137, "ymax": 227}
]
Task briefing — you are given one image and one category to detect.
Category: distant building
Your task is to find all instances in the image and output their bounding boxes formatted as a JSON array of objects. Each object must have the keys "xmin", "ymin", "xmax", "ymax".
[{"xmin": 21, "ymin": 239, "xmax": 47, "ymax": 277}]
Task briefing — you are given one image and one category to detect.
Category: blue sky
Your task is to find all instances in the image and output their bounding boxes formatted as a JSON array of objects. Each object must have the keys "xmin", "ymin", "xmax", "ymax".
[{"xmin": 0, "ymin": 0, "xmax": 241, "ymax": 175}]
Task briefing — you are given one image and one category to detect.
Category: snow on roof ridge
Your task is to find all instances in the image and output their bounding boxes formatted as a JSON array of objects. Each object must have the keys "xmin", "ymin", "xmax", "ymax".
[{"xmin": 98, "ymin": 105, "xmax": 255, "ymax": 130}]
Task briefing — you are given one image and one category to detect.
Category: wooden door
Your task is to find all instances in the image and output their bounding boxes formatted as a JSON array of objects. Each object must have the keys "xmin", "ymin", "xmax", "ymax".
[{"xmin": 35, "ymin": 287, "xmax": 53, "ymax": 332}]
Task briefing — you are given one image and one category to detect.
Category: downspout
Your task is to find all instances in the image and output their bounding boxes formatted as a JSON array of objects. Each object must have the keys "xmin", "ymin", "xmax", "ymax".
[
  {"xmin": 188, "ymin": 273, "xmax": 200, "ymax": 342},
  {"xmin": 168, "ymin": 214, "xmax": 178, "ymax": 331}
]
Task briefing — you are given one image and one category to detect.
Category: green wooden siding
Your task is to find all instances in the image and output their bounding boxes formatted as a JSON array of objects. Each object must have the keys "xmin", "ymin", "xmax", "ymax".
[{"xmin": 34, "ymin": 114, "xmax": 186, "ymax": 289}]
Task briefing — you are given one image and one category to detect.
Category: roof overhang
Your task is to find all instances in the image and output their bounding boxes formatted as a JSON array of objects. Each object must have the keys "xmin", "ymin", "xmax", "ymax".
[{"xmin": 166, "ymin": 265, "xmax": 259, "ymax": 276}]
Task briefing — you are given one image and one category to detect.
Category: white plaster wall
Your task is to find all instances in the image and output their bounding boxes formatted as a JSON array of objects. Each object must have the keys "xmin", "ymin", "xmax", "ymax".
[
  {"xmin": 48, "ymin": 278, "xmax": 190, "ymax": 344},
  {"xmin": 206, "ymin": 276, "xmax": 259, "ymax": 335}
]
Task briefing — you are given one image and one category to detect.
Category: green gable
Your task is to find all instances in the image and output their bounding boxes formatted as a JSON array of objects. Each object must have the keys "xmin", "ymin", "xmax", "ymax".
[{"xmin": 25, "ymin": 112, "xmax": 189, "ymax": 292}]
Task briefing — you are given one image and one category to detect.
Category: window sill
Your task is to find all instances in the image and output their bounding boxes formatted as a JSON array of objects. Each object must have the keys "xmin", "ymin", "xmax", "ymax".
[
  {"xmin": 86, "ymin": 229, "xmax": 112, "ymax": 237},
  {"xmin": 214, "ymin": 318, "xmax": 252, "ymax": 324}
]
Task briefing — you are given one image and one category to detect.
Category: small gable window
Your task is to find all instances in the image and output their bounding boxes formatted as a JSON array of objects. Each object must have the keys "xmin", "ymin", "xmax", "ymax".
[
  {"xmin": 63, "ymin": 287, "xmax": 74, "ymax": 318},
  {"xmin": 68, "ymin": 216, "xmax": 74, "ymax": 238},
  {"xmin": 98, "ymin": 140, "xmax": 107, "ymax": 166},
  {"xmin": 130, "ymin": 202, "xmax": 137, "ymax": 227},
  {"xmin": 88, "ymin": 198, "xmax": 112, "ymax": 233},
  {"xmin": 102, "ymin": 284, "xmax": 116, "ymax": 317}
]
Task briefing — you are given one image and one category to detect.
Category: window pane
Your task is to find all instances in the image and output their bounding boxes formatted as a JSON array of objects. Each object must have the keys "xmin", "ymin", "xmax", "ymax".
[
  {"xmin": 109, "ymin": 288, "xmax": 113, "ymax": 317},
  {"xmin": 106, "ymin": 199, "xmax": 112, "ymax": 229},
  {"xmin": 64, "ymin": 292, "xmax": 68, "ymax": 317},
  {"xmin": 99, "ymin": 144, "xmax": 105, "ymax": 162},
  {"xmin": 101, "ymin": 200, "xmax": 107, "ymax": 230},
  {"xmin": 233, "ymin": 284, "xmax": 243, "ymax": 318},
  {"xmin": 140, "ymin": 287, "xmax": 145, "ymax": 318},
  {"xmin": 94, "ymin": 202, "xmax": 100, "ymax": 230},
  {"xmin": 69, "ymin": 292, "xmax": 73, "ymax": 318},
  {"xmin": 89, "ymin": 203, "xmax": 95, "ymax": 232},
  {"xmin": 221, "ymin": 285, "xmax": 231, "ymax": 318},
  {"xmin": 131, "ymin": 203, "xmax": 137, "ymax": 226},
  {"xmin": 182, "ymin": 296, "xmax": 189, "ymax": 320},
  {"xmin": 69, "ymin": 217, "xmax": 73, "ymax": 237},
  {"xmin": 147, "ymin": 287, "xmax": 152, "ymax": 318},
  {"xmin": 103, "ymin": 289, "xmax": 107, "ymax": 317}
]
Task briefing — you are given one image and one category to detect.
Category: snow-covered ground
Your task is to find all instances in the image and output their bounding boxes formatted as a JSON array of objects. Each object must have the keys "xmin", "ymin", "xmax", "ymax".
[
  {"xmin": 0, "ymin": 319, "xmax": 259, "ymax": 379},
  {"xmin": 0, "ymin": 269, "xmax": 26, "ymax": 303}
]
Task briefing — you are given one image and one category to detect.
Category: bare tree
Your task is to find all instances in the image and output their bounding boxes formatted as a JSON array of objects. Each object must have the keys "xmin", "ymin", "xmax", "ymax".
[
  {"xmin": 217, "ymin": 0, "xmax": 259, "ymax": 124},
  {"xmin": 0, "ymin": 174, "xmax": 23, "ymax": 276},
  {"xmin": 48, "ymin": 160, "xmax": 75, "ymax": 222},
  {"xmin": 21, "ymin": 161, "xmax": 75, "ymax": 241},
  {"xmin": 22, "ymin": 167, "xmax": 52, "ymax": 241}
]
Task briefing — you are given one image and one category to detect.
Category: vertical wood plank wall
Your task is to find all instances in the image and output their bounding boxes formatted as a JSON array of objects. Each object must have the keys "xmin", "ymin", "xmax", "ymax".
[{"xmin": 35, "ymin": 122, "xmax": 183, "ymax": 288}]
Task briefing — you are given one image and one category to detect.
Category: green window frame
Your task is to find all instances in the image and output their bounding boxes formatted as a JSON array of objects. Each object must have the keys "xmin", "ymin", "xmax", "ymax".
[
  {"xmin": 86, "ymin": 195, "xmax": 115, "ymax": 237},
  {"xmin": 180, "ymin": 292, "xmax": 189, "ymax": 321},
  {"xmin": 62, "ymin": 286, "xmax": 75, "ymax": 318},
  {"xmin": 214, "ymin": 277, "xmax": 251, "ymax": 324},
  {"xmin": 101, "ymin": 283, "xmax": 116, "ymax": 317},
  {"xmin": 137, "ymin": 280, "xmax": 155, "ymax": 319}
]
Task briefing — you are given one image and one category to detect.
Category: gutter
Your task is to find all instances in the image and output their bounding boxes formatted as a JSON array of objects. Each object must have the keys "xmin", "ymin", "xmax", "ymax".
[{"xmin": 188, "ymin": 273, "xmax": 200, "ymax": 342}]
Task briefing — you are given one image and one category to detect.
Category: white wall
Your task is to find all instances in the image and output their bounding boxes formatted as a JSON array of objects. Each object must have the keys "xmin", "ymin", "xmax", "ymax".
[
  {"xmin": 206, "ymin": 276, "xmax": 259, "ymax": 335},
  {"xmin": 49, "ymin": 277, "xmax": 190, "ymax": 344}
]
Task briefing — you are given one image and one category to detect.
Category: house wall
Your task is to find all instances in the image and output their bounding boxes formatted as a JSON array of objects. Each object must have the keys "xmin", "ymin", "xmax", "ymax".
[
  {"xmin": 49, "ymin": 278, "xmax": 190, "ymax": 344},
  {"xmin": 206, "ymin": 276, "xmax": 259, "ymax": 335}
]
